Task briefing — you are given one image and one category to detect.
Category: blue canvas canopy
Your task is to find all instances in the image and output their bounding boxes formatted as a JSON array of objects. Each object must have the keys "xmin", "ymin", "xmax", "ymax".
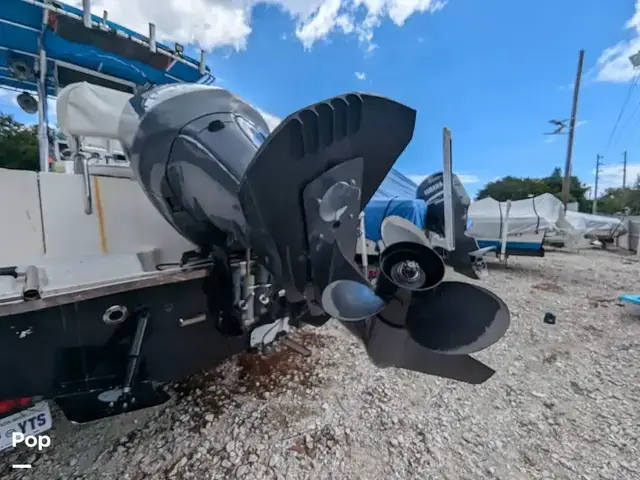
[
  {"xmin": 370, "ymin": 168, "xmax": 419, "ymax": 200},
  {"xmin": 364, "ymin": 169, "xmax": 427, "ymax": 242},
  {"xmin": 0, "ymin": 0, "xmax": 214, "ymax": 97}
]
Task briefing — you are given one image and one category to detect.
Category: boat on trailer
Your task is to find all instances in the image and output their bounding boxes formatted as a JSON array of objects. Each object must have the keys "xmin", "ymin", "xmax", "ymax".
[
  {"xmin": 0, "ymin": 0, "xmax": 512, "ymax": 450},
  {"xmin": 464, "ymin": 193, "xmax": 600, "ymax": 260}
]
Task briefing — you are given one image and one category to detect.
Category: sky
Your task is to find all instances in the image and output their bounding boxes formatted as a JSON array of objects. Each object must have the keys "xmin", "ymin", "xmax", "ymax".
[{"xmin": 3, "ymin": 0, "xmax": 640, "ymax": 199}]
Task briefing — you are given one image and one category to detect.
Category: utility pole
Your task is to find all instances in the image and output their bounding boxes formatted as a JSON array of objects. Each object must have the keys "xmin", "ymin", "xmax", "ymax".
[
  {"xmin": 562, "ymin": 49, "xmax": 585, "ymax": 210},
  {"xmin": 622, "ymin": 150, "xmax": 628, "ymax": 188},
  {"xmin": 592, "ymin": 154, "xmax": 603, "ymax": 214}
]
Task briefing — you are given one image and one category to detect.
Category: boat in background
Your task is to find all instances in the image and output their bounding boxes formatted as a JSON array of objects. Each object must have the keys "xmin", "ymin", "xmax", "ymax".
[
  {"xmin": 564, "ymin": 210, "xmax": 627, "ymax": 246},
  {"xmin": 466, "ymin": 193, "xmax": 602, "ymax": 257}
]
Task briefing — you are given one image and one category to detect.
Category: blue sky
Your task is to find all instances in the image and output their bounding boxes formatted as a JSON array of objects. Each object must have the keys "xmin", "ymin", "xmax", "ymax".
[{"xmin": 3, "ymin": 0, "xmax": 640, "ymax": 198}]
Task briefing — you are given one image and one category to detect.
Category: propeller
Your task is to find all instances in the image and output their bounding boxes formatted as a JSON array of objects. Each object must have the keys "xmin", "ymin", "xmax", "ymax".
[
  {"xmin": 330, "ymin": 215, "xmax": 511, "ymax": 384},
  {"xmin": 378, "ymin": 215, "xmax": 509, "ymax": 349}
]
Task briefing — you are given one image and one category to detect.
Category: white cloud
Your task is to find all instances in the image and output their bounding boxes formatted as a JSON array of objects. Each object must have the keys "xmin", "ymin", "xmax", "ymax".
[
  {"xmin": 457, "ymin": 174, "xmax": 480, "ymax": 184},
  {"xmin": 67, "ymin": 0, "xmax": 448, "ymax": 52},
  {"xmin": 596, "ymin": 0, "xmax": 640, "ymax": 83},
  {"xmin": 354, "ymin": 71, "xmax": 366, "ymax": 80},
  {"xmin": 408, "ymin": 173, "xmax": 479, "ymax": 185},
  {"xmin": 0, "ymin": 89, "xmax": 15, "ymax": 104}
]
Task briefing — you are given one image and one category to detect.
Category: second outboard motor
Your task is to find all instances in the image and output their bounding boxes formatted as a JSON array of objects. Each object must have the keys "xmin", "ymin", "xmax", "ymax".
[
  {"xmin": 117, "ymin": 85, "xmax": 510, "ymax": 384},
  {"xmin": 417, "ymin": 172, "xmax": 494, "ymax": 279}
]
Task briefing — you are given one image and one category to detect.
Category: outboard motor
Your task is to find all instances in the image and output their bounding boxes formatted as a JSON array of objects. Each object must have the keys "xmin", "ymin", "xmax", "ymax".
[
  {"xmin": 118, "ymin": 85, "xmax": 510, "ymax": 384},
  {"xmin": 417, "ymin": 172, "xmax": 494, "ymax": 279}
]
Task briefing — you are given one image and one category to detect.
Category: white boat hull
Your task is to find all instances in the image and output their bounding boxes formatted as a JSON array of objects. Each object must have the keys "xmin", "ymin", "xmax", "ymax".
[
  {"xmin": 472, "ymin": 232, "xmax": 545, "ymax": 253},
  {"xmin": 0, "ymin": 166, "xmax": 195, "ymax": 285}
]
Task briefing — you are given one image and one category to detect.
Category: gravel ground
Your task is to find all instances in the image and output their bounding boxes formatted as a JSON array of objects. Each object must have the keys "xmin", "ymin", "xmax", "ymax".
[{"xmin": 2, "ymin": 248, "xmax": 639, "ymax": 480}]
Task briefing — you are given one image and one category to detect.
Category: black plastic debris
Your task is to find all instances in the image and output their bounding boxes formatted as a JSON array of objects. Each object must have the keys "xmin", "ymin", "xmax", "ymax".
[{"xmin": 543, "ymin": 312, "xmax": 556, "ymax": 325}]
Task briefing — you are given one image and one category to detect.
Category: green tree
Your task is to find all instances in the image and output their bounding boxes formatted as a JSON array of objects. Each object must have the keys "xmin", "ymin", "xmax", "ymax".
[
  {"xmin": 0, "ymin": 114, "xmax": 40, "ymax": 171},
  {"xmin": 593, "ymin": 175, "xmax": 640, "ymax": 215},
  {"xmin": 475, "ymin": 167, "xmax": 591, "ymax": 212}
]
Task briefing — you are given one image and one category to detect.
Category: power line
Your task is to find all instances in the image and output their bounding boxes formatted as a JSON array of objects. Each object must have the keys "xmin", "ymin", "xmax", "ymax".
[
  {"xmin": 604, "ymin": 72, "xmax": 640, "ymax": 152},
  {"xmin": 614, "ymin": 95, "xmax": 640, "ymax": 144}
]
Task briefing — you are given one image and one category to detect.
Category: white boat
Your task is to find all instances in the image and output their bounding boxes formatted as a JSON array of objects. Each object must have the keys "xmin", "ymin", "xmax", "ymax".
[
  {"xmin": 466, "ymin": 193, "xmax": 595, "ymax": 256},
  {"xmin": 564, "ymin": 210, "xmax": 627, "ymax": 244}
]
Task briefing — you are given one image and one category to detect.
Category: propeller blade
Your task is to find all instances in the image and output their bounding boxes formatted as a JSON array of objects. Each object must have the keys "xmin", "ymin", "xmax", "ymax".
[
  {"xmin": 322, "ymin": 280, "xmax": 385, "ymax": 321},
  {"xmin": 406, "ymin": 281, "xmax": 510, "ymax": 355},
  {"xmin": 380, "ymin": 215, "xmax": 430, "ymax": 247},
  {"xmin": 363, "ymin": 313, "xmax": 498, "ymax": 384}
]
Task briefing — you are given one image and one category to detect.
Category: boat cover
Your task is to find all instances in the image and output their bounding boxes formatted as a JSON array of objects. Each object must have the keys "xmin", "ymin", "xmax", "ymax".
[
  {"xmin": 363, "ymin": 169, "xmax": 426, "ymax": 242},
  {"xmin": 564, "ymin": 210, "xmax": 627, "ymax": 237},
  {"xmin": 57, "ymin": 82, "xmax": 229, "ymax": 156},
  {"xmin": 57, "ymin": 82, "xmax": 132, "ymax": 140},
  {"xmin": 467, "ymin": 193, "xmax": 627, "ymax": 239},
  {"xmin": 467, "ymin": 193, "xmax": 564, "ymax": 238}
]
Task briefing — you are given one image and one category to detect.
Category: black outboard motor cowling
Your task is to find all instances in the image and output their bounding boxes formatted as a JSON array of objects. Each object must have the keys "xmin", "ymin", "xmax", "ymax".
[
  {"xmin": 417, "ymin": 172, "xmax": 492, "ymax": 279},
  {"xmin": 417, "ymin": 171, "xmax": 470, "ymax": 237},
  {"xmin": 117, "ymin": 85, "xmax": 510, "ymax": 384},
  {"xmin": 118, "ymin": 84, "xmax": 270, "ymax": 250}
]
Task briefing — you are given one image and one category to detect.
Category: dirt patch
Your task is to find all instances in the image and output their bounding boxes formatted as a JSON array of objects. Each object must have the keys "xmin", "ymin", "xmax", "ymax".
[
  {"xmin": 171, "ymin": 330, "xmax": 329, "ymax": 410},
  {"xmin": 236, "ymin": 330, "xmax": 328, "ymax": 395}
]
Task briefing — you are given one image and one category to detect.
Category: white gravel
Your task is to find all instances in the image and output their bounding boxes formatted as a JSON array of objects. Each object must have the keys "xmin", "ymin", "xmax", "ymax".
[{"xmin": 2, "ymin": 248, "xmax": 639, "ymax": 480}]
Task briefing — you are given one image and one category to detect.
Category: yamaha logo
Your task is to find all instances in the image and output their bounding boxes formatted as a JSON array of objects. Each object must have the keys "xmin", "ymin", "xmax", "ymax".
[{"xmin": 423, "ymin": 181, "xmax": 443, "ymax": 196}]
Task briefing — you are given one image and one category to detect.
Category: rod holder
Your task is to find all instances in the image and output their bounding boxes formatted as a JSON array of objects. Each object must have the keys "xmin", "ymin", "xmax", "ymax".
[
  {"xmin": 82, "ymin": 155, "xmax": 93, "ymax": 215},
  {"xmin": 149, "ymin": 23, "xmax": 156, "ymax": 53},
  {"xmin": 22, "ymin": 265, "xmax": 41, "ymax": 301},
  {"xmin": 82, "ymin": 0, "xmax": 92, "ymax": 29},
  {"xmin": 200, "ymin": 50, "xmax": 206, "ymax": 75}
]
